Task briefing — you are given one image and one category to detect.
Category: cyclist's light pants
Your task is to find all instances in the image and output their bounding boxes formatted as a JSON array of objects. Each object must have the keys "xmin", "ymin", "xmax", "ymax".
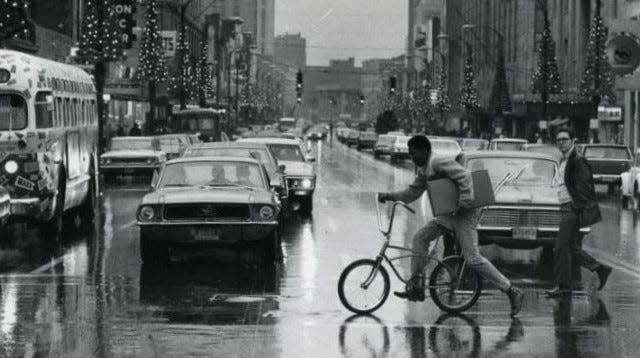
[{"xmin": 411, "ymin": 208, "xmax": 511, "ymax": 291}]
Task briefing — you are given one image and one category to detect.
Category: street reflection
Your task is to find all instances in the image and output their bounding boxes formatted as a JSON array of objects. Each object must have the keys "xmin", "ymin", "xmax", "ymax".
[
  {"xmin": 427, "ymin": 314, "xmax": 482, "ymax": 358},
  {"xmin": 338, "ymin": 314, "xmax": 390, "ymax": 357},
  {"xmin": 553, "ymin": 298, "xmax": 612, "ymax": 358},
  {"xmin": 140, "ymin": 261, "xmax": 281, "ymax": 325}
]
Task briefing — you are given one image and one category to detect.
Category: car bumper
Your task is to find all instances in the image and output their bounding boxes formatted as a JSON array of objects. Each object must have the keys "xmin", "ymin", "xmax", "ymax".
[
  {"xmin": 9, "ymin": 196, "xmax": 52, "ymax": 220},
  {"xmin": 288, "ymin": 189, "xmax": 314, "ymax": 197},
  {"xmin": 139, "ymin": 222, "xmax": 278, "ymax": 244},
  {"xmin": 390, "ymin": 151, "xmax": 410, "ymax": 158},
  {"xmin": 101, "ymin": 164, "xmax": 160, "ymax": 174},
  {"xmin": 478, "ymin": 227, "xmax": 591, "ymax": 248},
  {"xmin": 593, "ymin": 174, "xmax": 621, "ymax": 184},
  {"xmin": 358, "ymin": 142, "xmax": 376, "ymax": 148}
]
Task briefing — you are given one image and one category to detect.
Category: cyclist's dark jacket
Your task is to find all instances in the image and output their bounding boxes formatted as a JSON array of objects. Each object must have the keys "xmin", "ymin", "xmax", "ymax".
[{"xmin": 386, "ymin": 156, "xmax": 475, "ymax": 211}]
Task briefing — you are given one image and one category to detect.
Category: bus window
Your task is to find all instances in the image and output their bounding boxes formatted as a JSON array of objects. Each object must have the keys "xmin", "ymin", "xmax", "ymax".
[
  {"xmin": 64, "ymin": 98, "xmax": 70, "ymax": 126},
  {"xmin": 199, "ymin": 118, "xmax": 214, "ymax": 130},
  {"xmin": 54, "ymin": 97, "xmax": 61, "ymax": 127},
  {"xmin": 189, "ymin": 119, "xmax": 198, "ymax": 131},
  {"xmin": 73, "ymin": 99, "xmax": 78, "ymax": 126},
  {"xmin": 35, "ymin": 92, "xmax": 53, "ymax": 128},
  {"xmin": 0, "ymin": 94, "xmax": 27, "ymax": 130}
]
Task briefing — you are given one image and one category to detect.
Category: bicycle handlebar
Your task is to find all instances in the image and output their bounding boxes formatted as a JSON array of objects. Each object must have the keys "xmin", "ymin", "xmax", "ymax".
[{"xmin": 375, "ymin": 193, "xmax": 415, "ymax": 235}]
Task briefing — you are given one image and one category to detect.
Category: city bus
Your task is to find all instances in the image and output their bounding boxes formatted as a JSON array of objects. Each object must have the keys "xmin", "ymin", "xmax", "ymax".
[
  {"xmin": 169, "ymin": 107, "xmax": 228, "ymax": 142},
  {"xmin": 0, "ymin": 50, "xmax": 98, "ymax": 239},
  {"xmin": 277, "ymin": 117, "xmax": 296, "ymax": 132}
]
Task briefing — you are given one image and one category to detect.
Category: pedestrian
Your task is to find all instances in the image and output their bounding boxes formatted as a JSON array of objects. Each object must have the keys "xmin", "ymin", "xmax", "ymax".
[
  {"xmin": 378, "ymin": 135, "xmax": 524, "ymax": 317},
  {"xmin": 116, "ymin": 125, "xmax": 125, "ymax": 137},
  {"xmin": 545, "ymin": 128, "xmax": 612, "ymax": 297},
  {"xmin": 129, "ymin": 122, "xmax": 142, "ymax": 136}
]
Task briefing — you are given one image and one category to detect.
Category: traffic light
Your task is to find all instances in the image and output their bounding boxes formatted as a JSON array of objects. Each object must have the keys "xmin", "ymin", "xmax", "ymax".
[
  {"xmin": 329, "ymin": 97, "xmax": 336, "ymax": 105},
  {"xmin": 359, "ymin": 95, "xmax": 366, "ymax": 105},
  {"xmin": 296, "ymin": 91, "xmax": 302, "ymax": 104},
  {"xmin": 296, "ymin": 70, "xmax": 303, "ymax": 90},
  {"xmin": 389, "ymin": 76, "xmax": 397, "ymax": 94}
]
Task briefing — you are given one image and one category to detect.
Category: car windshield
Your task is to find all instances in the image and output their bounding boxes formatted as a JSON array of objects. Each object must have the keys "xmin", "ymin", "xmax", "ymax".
[
  {"xmin": 110, "ymin": 138, "xmax": 154, "ymax": 151},
  {"xmin": 583, "ymin": 147, "xmax": 630, "ymax": 160},
  {"xmin": 396, "ymin": 137, "xmax": 409, "ymax": 145},
  {"xmin": 462, "ymin": 140, "xmax": 486, "ymax": 150},
  {"xmin": 432, "ymin": 141, "xmax": 460, "ymax": 150},
  {"xmin": 185, "ymin": 148, "xmax": 276, "ymax": 173},
  {"xmin": 467, "ymin": 157, "xmax": 556, "ymax": 186},
  {"xmin": 526, "ymin": 146, "xmax": 562, "ymax": 160},
  {"xmin": 159, "ymin": 138, "xmax": 182, "ymax": 152},
  {"xmin": 0, "ymin": 94, "xmax": 28, "ymax": 131},
  {"xmin": 378, "ymin": 136, "xmax": 394, "ymax": 144},
  {"xmin": 269, "ymin": 144, "xmax": 304, "ymax": 162},
  {"xmin": 495, "ymin": 142, "xmax": 525, "ymax": 151},
  {"xmin": 159, "ymin": 161, "xmax": 265, "ymax": 189}
]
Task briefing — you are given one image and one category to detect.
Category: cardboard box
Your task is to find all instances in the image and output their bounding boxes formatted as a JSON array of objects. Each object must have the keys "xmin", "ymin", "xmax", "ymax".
[{"xmin": 426, "ymin": 170, "xmax": 495, "ymax": 216}]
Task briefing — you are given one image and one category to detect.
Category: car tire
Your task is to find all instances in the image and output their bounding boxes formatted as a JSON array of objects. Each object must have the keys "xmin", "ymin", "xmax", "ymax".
[
  {"xmin": 390, "ymin": 155, "xmax": 396, "ymax": 163},
  {"xmin": 300, "ymin": 196, "xmax": 313, "ymax": 217},
  {"xmin": 622, "ymin": 195, "xmax": 631, "ymax": 210},
  {"xmin": 40, "ymin": 169, "xmax": 65, "ymax": 242},
  {"xmin": 262, "ymin": 231, "xmax": 281, "ymax": 264},
  {"xmin": 140, "ymin": 230, "xmax": 169, "ymax": 265},
  {"xmin": 373, "ymin": 152, "xmax": 380, "ymax": 158},
  {"xmin": 607, "ymin": 184, "xmax": 616, "ymax": 196},
  {"xmin": 79, "ymin": 162, "xmax": 97, "ymax": 228},
  {"xmin": 356, "ymin": 146, "xmax": 361, "ymax": 151}
]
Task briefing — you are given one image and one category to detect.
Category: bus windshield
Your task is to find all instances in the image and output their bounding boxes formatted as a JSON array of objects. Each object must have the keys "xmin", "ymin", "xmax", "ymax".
[{"xmin": 0, "ymin": 94, "xmax": 28, "ymax": 131}]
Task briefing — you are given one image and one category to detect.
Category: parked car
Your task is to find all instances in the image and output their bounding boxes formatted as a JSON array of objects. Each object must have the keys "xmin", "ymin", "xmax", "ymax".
[
  {"xmin": 182, "ymin": 142, "xmax": 289, "ymax": 205},
  {"xmin": 0, "ymin": 186, "xmax": 9, "ymax": 231},
  {"xmin": 390, "ymin": 136, "xmax": 410, "ymax": 163},
  {"xmin": 523, "ymin": 143, "xmax": 562, "ymax": 162},
  {"xmin": 357, "ymin": 131, "xmax": 378, "ymax": 151},
  {"xmin": 239, "ymin": 138, "xmax": 316, "ymax": 216},
  {"xmin": 345, "ymin": 129, "xmax": 360, "ymax": 147},
  {"xmin": 488, "ymin": 138, "xmax": 528, "ymax": 151},
  {"xmin": 458, "ymin": 151, "xmax": 590, "ymax": 251},
  {"xmin": 307, "ymin": 126, "xmax": 326, "ymax": 140},
  {"xmin": 373, "ymin": 134, "xmax": 397, "ymax": 158},
  {"xmin": 137, "ymin": 156, "xmax": 282, "ymax": 264},
  {"xmin": 458, "ymin": 138, "xmax": 489, "ymax": 151},
  {"xmin": 157, "ymin": 134, "xmax": 190, "ymax": 160},
  {"xmin": 100, "ymin": 137, "xmax": 166, "ymax": 182},
  {"xmin": 430, "ymin": 138, "xmax": 462, "ymax": 160},
  {"xmin": 336, "ymin": 127, "xmax": 349, "ymax": 142},
  {"xmin": 580, "ymin": 144, "xmax": 633, "ymax": 195}
]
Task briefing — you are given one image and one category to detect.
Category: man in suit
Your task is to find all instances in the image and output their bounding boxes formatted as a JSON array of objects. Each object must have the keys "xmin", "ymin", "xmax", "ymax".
[
  {"xmin": 378, "ymin": 135, "xmax": 523, "ymax": 316},
  {"xmin": 546, "ymin": 128, "xmax": 612, "ymax": 297}
]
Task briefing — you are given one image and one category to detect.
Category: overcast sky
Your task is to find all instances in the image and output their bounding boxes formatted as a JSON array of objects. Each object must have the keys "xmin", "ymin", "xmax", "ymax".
[{"xmin": 275, "ymin": 0, "xmax": 408, "ymax": 67}]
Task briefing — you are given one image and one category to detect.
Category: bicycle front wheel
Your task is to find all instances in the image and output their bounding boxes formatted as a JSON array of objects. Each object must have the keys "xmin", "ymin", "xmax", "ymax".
[
  {"xmin": 429, "ymin": 256, "xmax": 482, "ymax": 313},
  {"xmin": 338, "ymin": 259, "xmax": 390, "ymax": 314}
]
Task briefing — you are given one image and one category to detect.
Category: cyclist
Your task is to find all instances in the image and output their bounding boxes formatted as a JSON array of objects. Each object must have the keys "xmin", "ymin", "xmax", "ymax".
[{"xmin": 378, "ymin": 135, "xmax": 523, "ymax": 317}]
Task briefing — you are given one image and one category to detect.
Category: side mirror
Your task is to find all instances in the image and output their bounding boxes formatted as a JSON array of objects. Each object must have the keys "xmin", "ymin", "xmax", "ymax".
[
  {"xmin": 278, "ymin": 164, "xmax": 286, "ymax": 173},
  {"xmin": 305, "ymin": 154, "xmax": 316, "ymax": 162},
  {"xmin": 270, "ymin": 177, "xmax": 284, "ymax": 191},
  {"xmin": 150, "ymin": 170, "xmax": 159, "ymax": 191}
]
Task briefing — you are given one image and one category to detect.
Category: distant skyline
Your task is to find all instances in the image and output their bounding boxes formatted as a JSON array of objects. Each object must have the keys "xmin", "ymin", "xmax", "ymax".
[{"xmin": 274, "ymin": 0, "xmax": 408, "ymax": 67}]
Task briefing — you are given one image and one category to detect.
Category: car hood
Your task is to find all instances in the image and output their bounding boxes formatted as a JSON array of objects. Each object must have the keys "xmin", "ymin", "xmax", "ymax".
[
  {"xmin": 279, "ymin": 160, "xmax": 314, "ymax": 176},
  {"xmin": 101, "ymin": 150, "xmax": 164, "ymax": 158},
  {"xmin": 432, "ymin": 150, "xmax": 461, "ymax": 158},
  {"xmin": 142, "ymin": 187, "xmax": 274, "ymax": 205},
  {"xmin": 494, "ymin": 184, "xmax": 559, "ymax": 206}
]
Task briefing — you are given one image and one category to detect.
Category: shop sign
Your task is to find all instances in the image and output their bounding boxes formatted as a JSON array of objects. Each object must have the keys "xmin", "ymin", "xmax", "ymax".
[
  {"xmin": 597, "ymin": 106, "xmax": 622, "ymax": 121},
  {"xmin": 160, "ymin": 31, "xmax": 177, "ymax": 57}
]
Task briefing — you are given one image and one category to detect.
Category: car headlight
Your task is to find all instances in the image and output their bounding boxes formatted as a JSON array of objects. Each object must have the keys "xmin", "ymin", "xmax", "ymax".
[
  {"xmin": 301, "ymin": 179, "xmax": 312, "ymax": 189},
  {"xmin": 259, "ymin": 206, "xmax": 275, "ymax": 220},
  {"xmin": 4, "ymin": 160, "xmax": 18, "ymax": 174},
  {"xmin": 100, "ymin": 158, "xmax": 111, "ymax": 164},
  {"xmin": 138, "ymin": 206, "xmax": 156, "ymax": 221}
]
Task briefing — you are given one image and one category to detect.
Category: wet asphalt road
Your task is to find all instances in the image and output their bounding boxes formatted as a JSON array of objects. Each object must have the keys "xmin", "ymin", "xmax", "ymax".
[{"xmin": 1, "ymin": 139, "xmax": 640, "ymax": 357}]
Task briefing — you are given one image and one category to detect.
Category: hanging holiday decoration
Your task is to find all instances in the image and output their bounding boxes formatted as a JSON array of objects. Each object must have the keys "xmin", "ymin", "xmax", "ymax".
[
  {"xmin": 531, "ymin": 6, "xmax": 563, "ymax": 96},
  {"xmin": 137, "ymin": 0, "xmax": 166, "ymax": 83},
  {"xmin": 197, "ymin": 41, "xmax": 214, "ymax": 105},
  {"xmin": 489, "ymin": 42, "xmax": 512, "ymax": 114},
  {"xmin": 580, "ymin": 0, "xmax": 616, "ymax": 106},
  {"xmin": 169, "ymin": 31, "xmax": 197, "ymax": 102},
  {"xmin": 435, "ymin": 60, "xmax": 451, "ymax": 114},
  {"xmin": 77, "ymin": 0, "xmax": 125, "ymax": 63},
  {"xmin": 459, "ymin": 47, "xmax": 480, "ymax": 110},
  {"xmin": 0, "ymin": 0, "xmax": 31, "ymax": 40}
]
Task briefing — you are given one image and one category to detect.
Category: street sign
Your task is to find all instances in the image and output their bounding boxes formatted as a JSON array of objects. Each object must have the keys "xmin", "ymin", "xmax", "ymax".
[
  {"xmin": 607, "ymin": 32, "xmax": 640, "ymax": 76},
  {"xmin": 160, "ymin": 31, "xmax": 177, "ymax": 57},
  {"xmin": 113, "ymin": 0, "xmax": 136, "ymax": 49}
]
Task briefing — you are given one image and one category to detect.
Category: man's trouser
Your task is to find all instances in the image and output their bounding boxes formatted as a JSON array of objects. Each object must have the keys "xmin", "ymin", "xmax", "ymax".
[
  {"xmin": 410, "ymin": 209, "xmax": 511, "ymax": 291},
  {"xmin": 554, "ymin": 204, "xmax": 601, "ymax": 287}
]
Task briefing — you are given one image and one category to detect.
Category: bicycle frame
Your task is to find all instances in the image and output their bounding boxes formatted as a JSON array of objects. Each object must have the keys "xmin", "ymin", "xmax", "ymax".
[{"xmin": 361, "ymin": 195, "xmax": 452, "ymax": 289}]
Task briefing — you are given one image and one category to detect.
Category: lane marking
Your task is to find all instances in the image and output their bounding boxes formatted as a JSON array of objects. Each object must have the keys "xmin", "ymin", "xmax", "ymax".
[
  {"xmin": 118, "ymin": 220, "xmax": 138, "ymax": 230},
  {"xmin": 327, "ymin": 217, "xmax": 338, "ymax": 233},
  {"xmin": 30, "ymin": 256, "xmax": 66, "ymax": 274}
]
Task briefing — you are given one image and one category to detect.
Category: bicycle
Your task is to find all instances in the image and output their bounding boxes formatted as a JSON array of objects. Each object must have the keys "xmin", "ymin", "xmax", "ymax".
[{"xmin": 337, "ymin": 194, "xmax": 483, "ymax": 315}]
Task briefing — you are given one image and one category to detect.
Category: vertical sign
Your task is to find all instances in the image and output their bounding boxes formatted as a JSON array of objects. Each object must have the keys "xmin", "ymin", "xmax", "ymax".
[
  {"xmin": 160, "ymin": 31, "xmax": 177, "ymax": 57},
  {"xmin": 113, "ymin": 0, "xmax": 136, "ymax": 49}
]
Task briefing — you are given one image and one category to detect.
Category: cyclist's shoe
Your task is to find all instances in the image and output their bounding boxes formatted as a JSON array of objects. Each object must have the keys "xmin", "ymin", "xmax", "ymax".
[
  {"xmin": 596, "ymin": 265, "xmax": 612, "ymax": 290},
  {"xmin": 506, "ymin": 285, "xmax": 524, "ymax": 317},
  {"xmin": 393, "ymin": 289, "xmax": 425, "ymax": 302},
  {"xmin": 394, "ymin": 274, "xmax": 425, "ymax": 301}
]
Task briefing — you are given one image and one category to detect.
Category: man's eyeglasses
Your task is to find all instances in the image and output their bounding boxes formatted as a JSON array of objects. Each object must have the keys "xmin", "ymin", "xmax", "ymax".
[{"xmin": 556, "ymin": 138, "xmax": 572, "ymax": 142}]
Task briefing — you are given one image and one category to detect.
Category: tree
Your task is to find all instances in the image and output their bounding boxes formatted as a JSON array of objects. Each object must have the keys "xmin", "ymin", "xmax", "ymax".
[
  {"xmin": 580, "ymin": 0, "xmax": 615, "ymax": 113},
  {"xmin": 531, "ymin": 2, "xmax": 562, "ymax": 133},
  {"xmin": 169, "ymin": 32, "xmax": 196, "ymax": 105},
  {"xmin": 459, "ymin": 45, "xmax": 479, "ymax": 111},
  {"xmin": 489, "ymin": 42, "xmax": 512, "ymax": 114},
  {"xmin": 137, "ymin": 0, "xmax": 167, "ymax": 134},
  {"xmin": 77, "ymin": 0, "xmax": 125, "ymax": 153},
  {"xmin": 435, "ymin": 60, "xmax": 451, "ymax": 131},
  {"xmin": 197, "ymin": 41, "xmax": 213, "ymax": 107}
]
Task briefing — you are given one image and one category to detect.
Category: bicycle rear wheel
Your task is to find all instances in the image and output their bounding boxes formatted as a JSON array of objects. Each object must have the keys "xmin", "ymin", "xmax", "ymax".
[
  {"xmin": 429, "ymin": 256, "xmax": 482, "ymax": 313},
  {"xmin": 338, "ymin": 259, "xmax": 390, "ymax": 314}
]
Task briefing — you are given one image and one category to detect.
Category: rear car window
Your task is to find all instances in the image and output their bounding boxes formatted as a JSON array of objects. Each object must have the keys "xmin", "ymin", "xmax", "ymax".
[{"xmin": 583, "ymin": 147, "xmax": 630, "ymax": 160}]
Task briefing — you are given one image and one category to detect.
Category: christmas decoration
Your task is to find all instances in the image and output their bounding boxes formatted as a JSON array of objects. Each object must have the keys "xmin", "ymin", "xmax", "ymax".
[
  {"xmin": 0, "ymin": 0, "xmax": 31, "ymax": 40},
  {"xmin": 197, "ymin": 41, "xmax": 214, "ymax": 106},
  {"xmin": 137, "ymin": 0, "xmax": 166, "ymax": 83},
  {"xmin": 580, "ymin": 0, "xmax": 616, "ymax": 106},
  {"xmin": 435, "ymin": 60, "xmax": 451, "ymax": 115},
  {"xmin": 489, "ymin": 42, "xmax": 512, "ymax": 114},
  {"xmin": 459, "ymin": 46, "xmax": 479, "ymax": 111},
  {"xmin": 169, "ymin": 31, "xmax": 197, "ymax": 104},
  {"xmin": 531, "ymin": 5, "xmax": 563, "ymax": 96}
]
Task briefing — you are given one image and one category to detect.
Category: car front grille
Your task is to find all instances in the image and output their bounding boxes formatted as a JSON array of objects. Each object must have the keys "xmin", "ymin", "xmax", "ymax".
[
  {"xmin": 164, "ymin": 204, "xmax": 251, "ymax": 221},
  {"xmin": 287, "ymin": 177, "xmax": 314, "ymax": 189},
  {"xmin": 110, "ymin": 157, "xmax": 150, "ymax": 164},
  {"xmin": 478, "ymin": 208, "xmax": 560, "ymax": 228}
]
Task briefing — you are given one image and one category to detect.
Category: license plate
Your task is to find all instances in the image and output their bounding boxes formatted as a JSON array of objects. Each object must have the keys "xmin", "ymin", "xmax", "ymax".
[
  {"xmin": 123, "ymin": 168, "xmax": 135, "ymax": 174},
  {"xmin": 513, "ymin": 227, "xmax": 537, "ymax": 240},
  {"xmin": 194, "ymin": 228, "xmax": 220, "ymax": 241}
]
